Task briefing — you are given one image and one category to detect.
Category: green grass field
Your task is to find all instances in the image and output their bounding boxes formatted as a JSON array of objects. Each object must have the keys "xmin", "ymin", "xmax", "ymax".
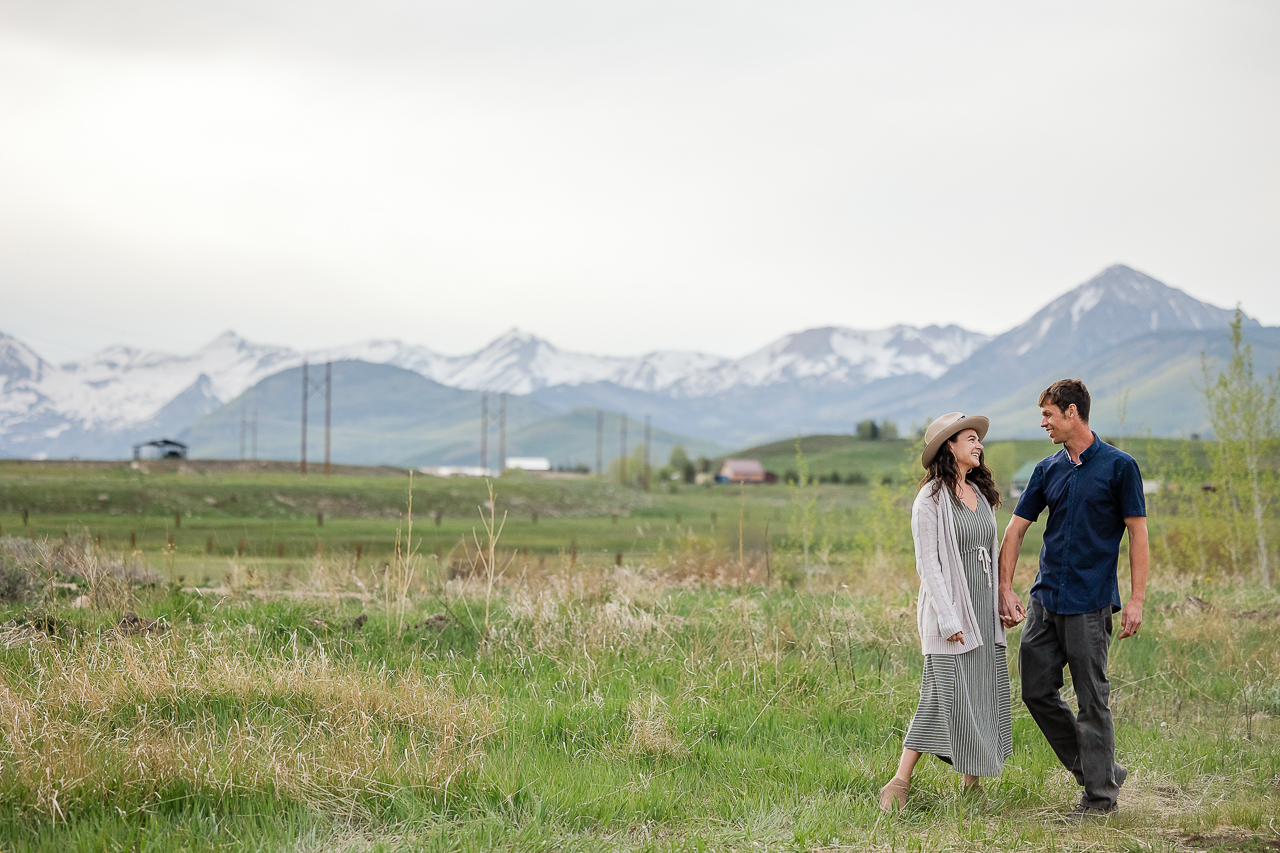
[
  {"xmin": 1, "ymin": 446, "xmax": 1276, "ymax": 852},
  {"xmin": 0, "ymin": 452, "xmax": 1051, "ymax": 585}
]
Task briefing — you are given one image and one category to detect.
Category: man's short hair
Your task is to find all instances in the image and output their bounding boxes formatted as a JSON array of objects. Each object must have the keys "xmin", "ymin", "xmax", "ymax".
[{"xmin": 1039, "ymin": 379, "xmax": 1091, "ymax": 422}]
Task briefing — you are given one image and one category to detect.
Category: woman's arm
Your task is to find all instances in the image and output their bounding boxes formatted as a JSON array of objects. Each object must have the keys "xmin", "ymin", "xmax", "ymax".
[{"xmin": 911, "ymin": 494, "xmax": 965, "ymax": 640}]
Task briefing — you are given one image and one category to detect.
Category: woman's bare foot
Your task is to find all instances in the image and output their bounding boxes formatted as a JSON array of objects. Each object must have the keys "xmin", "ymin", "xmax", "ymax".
[{"xmin": 878, "ymin": 776, "xmax": 910, "ymax": 811}]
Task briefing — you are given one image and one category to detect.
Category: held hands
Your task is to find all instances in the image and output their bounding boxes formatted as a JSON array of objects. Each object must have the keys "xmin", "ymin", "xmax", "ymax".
[
  {"xmin": 998, "ymin": 586, "xmax": 1026, "ymax": 628},
  {"xmin": 946, "ymin": 631, "xmax": 964, "ymax": 645},
  {"xmin": 1119, "ymin": 598, "xmax": 1144, "ymax": 639}
]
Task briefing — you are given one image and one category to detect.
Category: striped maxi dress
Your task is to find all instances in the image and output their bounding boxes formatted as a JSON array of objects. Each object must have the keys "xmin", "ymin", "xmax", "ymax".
[{"xmin": 903, "ymin": 492, "xmax": 1013, "ymax": 777}]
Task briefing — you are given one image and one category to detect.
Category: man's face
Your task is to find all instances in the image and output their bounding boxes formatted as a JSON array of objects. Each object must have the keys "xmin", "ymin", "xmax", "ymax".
[{"xmin": 1040, "ymin": 403, "xmax": 1074, "ymax": 444}]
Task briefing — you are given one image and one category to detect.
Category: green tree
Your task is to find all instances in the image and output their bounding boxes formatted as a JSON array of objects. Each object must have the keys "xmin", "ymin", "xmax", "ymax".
[
  {"xmin": 856, "ymin": 419, "xmax": 880, "ymax": 440},
  {"xmin": 668, "ymin": 445, "xmax": 690, "ymax": 473},
  {"xmin": 1202, "ymin": 310, "xmax": 1279, "ymax": 586},
  {"xmin": 605, "ymin": 443, "xmax": 650, "ymax": 489},
  {"xmin": 788, "ymin": 437, "xmax": 817, "ymax": 573},
  {"xmin": 880, "ymin": 421, "xmax": 899, "ymax": 440}
]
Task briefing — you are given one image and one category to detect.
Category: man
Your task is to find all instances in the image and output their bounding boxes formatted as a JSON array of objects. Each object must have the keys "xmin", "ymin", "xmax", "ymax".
[{"xmin": 998, "ymin": 379, "xmax": 1148, "ymax": 817}]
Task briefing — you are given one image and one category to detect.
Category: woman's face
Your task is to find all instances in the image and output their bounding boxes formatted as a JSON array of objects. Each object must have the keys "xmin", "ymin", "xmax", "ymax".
[{"xmin": 948, "ymin": 429, "xmax": 983, "ymax": 474}]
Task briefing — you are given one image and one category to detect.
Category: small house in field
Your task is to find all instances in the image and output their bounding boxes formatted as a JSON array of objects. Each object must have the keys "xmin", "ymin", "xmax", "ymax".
[
  {"xmin": 1010, "ymin": 461, "xmax": 1038, "ymax": 498},
  {"xmin": 133, "ymin": 439, "xmax": 188, "ymax": 460},
  {"xmin": 716, "ymin": 459, "xmax": 765, "ymax": 484}
]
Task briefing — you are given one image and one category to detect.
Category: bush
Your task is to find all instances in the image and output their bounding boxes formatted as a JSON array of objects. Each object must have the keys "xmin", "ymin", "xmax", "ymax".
[{"xmin": 0, "ymin": 540, "xmax": 37, "ymax": 603}]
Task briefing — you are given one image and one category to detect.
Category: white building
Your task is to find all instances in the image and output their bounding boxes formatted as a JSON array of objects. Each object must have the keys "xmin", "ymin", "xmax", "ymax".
[
  {"xmin": 506, "ymin": 456, "xmax": 551, "ymax": 471},
  {"xmin": 419, "ymin": 465, "xmax": 497, "ymax": 478}
]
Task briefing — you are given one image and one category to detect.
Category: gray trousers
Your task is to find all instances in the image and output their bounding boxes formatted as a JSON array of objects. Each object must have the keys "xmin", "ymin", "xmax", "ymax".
[{"xmin": 1019, "ymin": 599, "xmax": 1121, "ymax": 809}]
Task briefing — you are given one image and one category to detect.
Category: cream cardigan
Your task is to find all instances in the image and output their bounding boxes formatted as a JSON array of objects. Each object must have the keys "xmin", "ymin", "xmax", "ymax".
[{"xmin": 910, "ymin": 483, "xmax": 1005, "ymax": 655}]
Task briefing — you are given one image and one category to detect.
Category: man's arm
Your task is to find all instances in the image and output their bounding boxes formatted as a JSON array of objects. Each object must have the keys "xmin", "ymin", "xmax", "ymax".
[
  {"xmin": 1119, "ymin": 516, "xmax": 1148, "ymax": 639},
  {"xmin": 998, "ymin": 515, "xmax": 1031, "ymax": 627}
]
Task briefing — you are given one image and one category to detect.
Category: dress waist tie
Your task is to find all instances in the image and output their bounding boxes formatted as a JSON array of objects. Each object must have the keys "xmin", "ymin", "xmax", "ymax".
[{"xmin": 963, "ymin": 546, "xmax": 993, "ymax": 588}]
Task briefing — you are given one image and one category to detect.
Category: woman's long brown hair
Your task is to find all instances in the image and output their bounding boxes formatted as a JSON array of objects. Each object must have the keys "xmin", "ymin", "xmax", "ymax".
[{"xmin": 920, "ymin": 433, "xmax": 1002, "ymax": 508}]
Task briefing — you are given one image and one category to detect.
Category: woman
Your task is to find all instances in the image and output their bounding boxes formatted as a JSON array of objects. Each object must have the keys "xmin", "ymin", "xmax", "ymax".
[{"xmin": 878, "ymin": 412, "xmax": 1012, "ymax": 810}]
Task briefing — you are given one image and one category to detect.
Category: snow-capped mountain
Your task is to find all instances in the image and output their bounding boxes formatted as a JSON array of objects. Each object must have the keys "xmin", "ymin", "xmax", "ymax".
[
  {"xmin": 344, "ymin": 326, "xmax": 986, "ymax": 398},
  {"xmin": 320, "ymin": 331, "xmax": 727, "ymax": 395},
  {"xmin": 0, "ymin": 322, "xmax": 981, "ymax": 456},
  {"xmin": 403, "ymin": 330, "xmax": 728, "ymax": 395},
  {"xmin": 988, "ymin": 264, "xmax": 1254, "ymax": 370},
  {"xmin": 0, "ymin": 332, "xmax": 296, "ymax": 434},
  {"xmin": 0, "ymin": 263, "xmax": 1260, "ymax": 458},
  {"xmin": 666, "ymin": 325, "xmax": 988, "ymax": 397},
  {"xmin": 882, "ymin": 264, "xmax": 1260, "ymax": 429}
]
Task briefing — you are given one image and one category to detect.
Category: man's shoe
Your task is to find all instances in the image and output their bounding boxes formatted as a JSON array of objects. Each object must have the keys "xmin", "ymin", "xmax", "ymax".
[
  {"xmin": 1067, "ymin": 802, "xmax": 1117, "ymax": 820},
  {"xmin": 1116, "ymin": 765, "xmax": 1128, "ymax": 789}
]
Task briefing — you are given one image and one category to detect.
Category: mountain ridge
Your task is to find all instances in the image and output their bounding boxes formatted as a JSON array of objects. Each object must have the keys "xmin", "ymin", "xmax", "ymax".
[
  {"xmin": 0, "ymin": 264, "xmax": 1267, "ymax": 460},
  {"xmin": 0, "ymin": 320, "xmax": 990, "ymax": 457}
]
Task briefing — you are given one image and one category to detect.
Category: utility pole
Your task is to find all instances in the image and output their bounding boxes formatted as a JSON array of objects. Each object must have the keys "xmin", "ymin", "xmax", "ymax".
[
  {"xmin": 480, "ymin": 392, "xmax": 489, "ymax": 472},
  {"xmin": 595, "ymin": 410, "xmax": 603, "ymax": 476},
  {"xmin": 324, "ymin": 361, "xmax": 332, "ymax": 476},
  {"xmin": 301, "ymin": 360, "xmax": 329, "ymax": 476},
  {"xmin": 498, "ymin": 392, "xmax": 507, "ymax": 474},
  {"xmin": 620, "ymin": 413, "xmax": 628, "ymax": 487},
  {"xmin": 239, "ymin": 407, "xmax": 247, "ymax": 460},
  {"xmin": 301, "ymin": 361, "xmax": 308, "ymax": 476},
  {"xmin": 643, "ymin": 415, "xmax": 651, "ymax": 492},
  {"xmin": 251, "ymin": 410, "xmax": 258, "ymax": 461}
]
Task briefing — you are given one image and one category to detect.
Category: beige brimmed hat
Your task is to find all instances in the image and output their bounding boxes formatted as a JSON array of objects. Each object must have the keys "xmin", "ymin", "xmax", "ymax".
[{"xmin": 921, "ymin": 412, "xmax": 990, "ymax": 469}]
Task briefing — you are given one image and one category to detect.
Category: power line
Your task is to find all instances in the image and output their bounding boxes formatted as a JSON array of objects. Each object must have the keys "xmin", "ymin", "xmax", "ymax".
[
  {"xmin": 595, "ymin": 410, "xmax": 603, "ymax": 476},
  {"xmin": 643, "ymin": 415, "xmax": 651, "ymax": 492},
  {"xmin": 620, "ymin": 412, "xmax": 627, "ymax": 487},
  {"xmin": 324, "ymin": 362, "xmax": 332, "ymax": 476},
  {"xmin": 300, "ymin": 360, "xmax": 331, "ymax": 476},
  {"xmin": 480, "ymin": 392, "xmax": 489, "ymax": 471},
  {"xmin": 498, "ymin": 392, "xmax": 507, "ymax": 473}
]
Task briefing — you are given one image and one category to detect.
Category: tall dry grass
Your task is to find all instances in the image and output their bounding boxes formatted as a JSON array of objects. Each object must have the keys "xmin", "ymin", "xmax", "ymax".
[{"xmin": 0, "ymin": 630, "xmax": 499, "ymax": 819}]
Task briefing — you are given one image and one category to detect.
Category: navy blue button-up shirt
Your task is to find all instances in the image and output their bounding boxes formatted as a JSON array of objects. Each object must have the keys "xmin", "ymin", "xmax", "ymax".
[{"xmin": 1012, "ymin": 433, "xmax": 1146, "ymax": 615}]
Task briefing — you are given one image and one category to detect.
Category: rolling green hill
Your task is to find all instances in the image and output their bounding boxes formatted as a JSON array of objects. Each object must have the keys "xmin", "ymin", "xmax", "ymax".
[{"xmin": 718, "ymin": 434, "xmax": 1209, "ymax": 490}]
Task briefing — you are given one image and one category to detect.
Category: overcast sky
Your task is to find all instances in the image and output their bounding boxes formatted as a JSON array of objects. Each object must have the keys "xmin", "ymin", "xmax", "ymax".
[{"xmin": 2, "ymin": 0, "xmax": 1277, "ymax": 363}]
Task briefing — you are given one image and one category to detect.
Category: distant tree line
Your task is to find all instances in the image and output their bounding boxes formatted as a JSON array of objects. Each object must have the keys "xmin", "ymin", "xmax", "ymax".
[
  {"xmin": 657, "ymin": 446, "xmax": 708, "ymax": 485},
  {"xmin": 856, "ymin": 419, "xmax": 899, "ymax": 440},
  {"xmin": 782, "ymin": 470, "xmax": 883, "ymax": 486}
]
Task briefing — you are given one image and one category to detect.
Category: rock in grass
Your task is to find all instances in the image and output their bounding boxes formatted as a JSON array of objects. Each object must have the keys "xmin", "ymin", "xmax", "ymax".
[
  {"xmin": 414, "ymin": 613, "xmax": 452, "ymax": 632},
  {"xmin": 116, "ymin": 611, "xmax": 166, "ymax": 636}
]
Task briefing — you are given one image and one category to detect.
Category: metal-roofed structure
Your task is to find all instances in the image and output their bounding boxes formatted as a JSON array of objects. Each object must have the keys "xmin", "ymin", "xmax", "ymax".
[{"xmin": 132, "ymin": 439, "xmax": 188, "ymax": 460}]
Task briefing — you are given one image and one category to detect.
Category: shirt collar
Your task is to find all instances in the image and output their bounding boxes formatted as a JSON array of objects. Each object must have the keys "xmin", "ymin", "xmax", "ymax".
[
  {"xmin": 1079, "ymin": 431, "xmax": 1101, "ymax": 463},
  {"xmin": 1059, "ymin": 431, "xmax": 1099, "ymax": 467}
]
